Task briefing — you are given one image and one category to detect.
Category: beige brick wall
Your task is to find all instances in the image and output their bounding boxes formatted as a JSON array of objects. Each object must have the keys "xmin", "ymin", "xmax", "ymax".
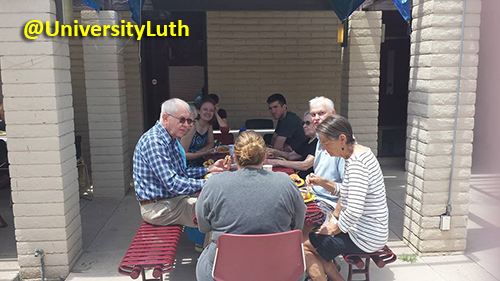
[
  {"xmin": 0, "ymin": 0, "xmax": 82, "ymax": 277},
  {"xmin": 82, "ymin": 10, "xmax": 131, "ymax": 196},
  {"xmin": 170, "ymin": 66, "xmax": 205, "ymax": 102},
  {"xmin": 404, "ymin": 0, "xmax": 481, "ymax": 254},
  {"xmin": 206, "ymin": 11, "xmax": 342, "ymax": 128},
  {"xmin": 70, "ymin": 11, "xmax": 143, "ymax": 174},
  {"xmin": 120, "ymin": 12, "xmax": 143, "ymax": 158},
  {"xmin": 340, "ymin": 11, "xmax": 382, "ymax": 154}
]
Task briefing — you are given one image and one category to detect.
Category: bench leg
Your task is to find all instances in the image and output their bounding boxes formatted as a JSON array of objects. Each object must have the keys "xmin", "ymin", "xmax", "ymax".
[
  {"xmin": 347, "ymin": 264, "xmax": 353, "ymax": 281},
  {"xmin": 139, "ymin": 267, "xmax": 164, "ymax": 281},
  {"xmin": 365, "ymin": 257, "xmax": 371, "ymax": 281},
  {"xmin": 347, "ymin": 257, "xmax": 371, "ymax": 281}
]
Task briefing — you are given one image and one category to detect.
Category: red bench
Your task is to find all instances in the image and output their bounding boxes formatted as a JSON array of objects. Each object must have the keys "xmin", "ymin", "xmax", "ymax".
[
  {"xmin": 118, "ymin": 222, "xmax": 183, "ymax": 281},
  {"xmin": 342, "ymin": 245, "xmax": 397, "ymax": 281}
]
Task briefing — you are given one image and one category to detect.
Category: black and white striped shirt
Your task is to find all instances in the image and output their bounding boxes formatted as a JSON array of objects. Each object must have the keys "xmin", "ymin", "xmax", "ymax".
[{"xmin": 333, "ymin": 149, "xmax": 389, "ymax": 253}]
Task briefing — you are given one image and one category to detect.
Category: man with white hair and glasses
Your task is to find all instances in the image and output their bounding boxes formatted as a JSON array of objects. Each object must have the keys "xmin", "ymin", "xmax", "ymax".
[
  {"xmin": 133, "ymin": 98, "xmax": 229, "ymax": 227},
  {"xmin": 308, "ymin": 96, "xmax": 345, "ymax": 214}
]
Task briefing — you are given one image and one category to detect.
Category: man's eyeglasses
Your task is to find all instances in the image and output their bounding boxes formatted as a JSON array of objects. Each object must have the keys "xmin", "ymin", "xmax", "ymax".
[
  {"xmin": 166, "ymin": 113, "xmax": 194, "ymax": 125},
  {"xmin": 303, "ymin": 121, "xmax": 312, "ymax": 126}
]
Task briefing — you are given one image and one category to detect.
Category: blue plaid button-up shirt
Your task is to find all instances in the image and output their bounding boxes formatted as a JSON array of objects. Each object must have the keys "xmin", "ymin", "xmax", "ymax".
[{"xmin": 133, "ymin": 121, "xmax": 207, "ymax": 201}]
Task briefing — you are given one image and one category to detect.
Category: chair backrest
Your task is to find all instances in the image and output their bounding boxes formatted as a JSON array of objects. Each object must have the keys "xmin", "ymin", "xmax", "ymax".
[
  {"xmin": 212, "ymin": 230, "xmax": 305, "ymax": 281},
  {"xmin": 245, "ymin": 119, "xmax": 274, "ymax": 129}
]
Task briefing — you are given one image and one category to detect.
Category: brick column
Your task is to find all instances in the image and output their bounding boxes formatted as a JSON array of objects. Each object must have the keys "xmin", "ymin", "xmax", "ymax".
[
  {"xmin": 121, "ymin": 12, "xmax": 143, "ymax": 165},
  {"xmin": 404, "ymin": 0, "xmax": 481, "ymax": 254},
  {"xmin": 341, "ymin": 11, "xmax": 382, "ymax": 154},
  {"xmin": 0, "ymin": 0, "xmax": 82, "ymax": 278},
  {"xmin": 82, "ymin": 10, "xmax": 131, "ymax": 196}
]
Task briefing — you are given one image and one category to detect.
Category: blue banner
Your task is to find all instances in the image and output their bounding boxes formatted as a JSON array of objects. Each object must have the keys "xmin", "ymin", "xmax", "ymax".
[
  {"xmin": 128, "ymin": 0, "xmax": 146, "ymax": 24},
  {"xmin": 80, "ymin": 0, "xmax": 100, "ymax": 10},
  {"xmin": 393, "ymin": 0, "xmax": 411, "ymax": 22},
  {"xmin": 328, "ymin": 0, "xmax": 367, "ymax": 21}
]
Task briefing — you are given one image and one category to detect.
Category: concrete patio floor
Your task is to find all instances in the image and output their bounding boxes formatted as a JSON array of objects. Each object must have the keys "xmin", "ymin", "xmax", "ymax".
[{"xmin": 1, "ymin": 162, "xmax": 499, "ymax": 281}]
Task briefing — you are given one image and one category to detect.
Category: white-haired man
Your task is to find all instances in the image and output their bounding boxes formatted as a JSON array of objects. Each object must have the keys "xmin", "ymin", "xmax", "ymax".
[
  {"xmin": 308, "ymin": 96, "xmax": 345, "ymax": 209},
  {"xmin": 133, "ymin": 98, "xmax": 229, "ymax": 227}
]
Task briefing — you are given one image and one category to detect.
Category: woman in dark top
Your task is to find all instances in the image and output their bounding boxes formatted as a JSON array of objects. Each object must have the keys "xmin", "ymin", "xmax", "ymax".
[
  {"xmin": 208, "ymin": 94, "xmax": 228, "ymax": 130},
  {"xmin": 265, "ymin": 112, "xmax": 317, "ymax": 179},
  {"xmin": 181, "ymin": 99, "xmax": 216, "ymax": 166}
]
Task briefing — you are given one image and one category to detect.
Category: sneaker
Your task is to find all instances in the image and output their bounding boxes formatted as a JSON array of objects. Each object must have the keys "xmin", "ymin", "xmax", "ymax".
[
  {"xmin": 333, "ymin": 258, "xmax": 341, "ymax": 272},
  {"xmin": 194, "ymin": 243, "xmax": 203, "ymax": 253}
]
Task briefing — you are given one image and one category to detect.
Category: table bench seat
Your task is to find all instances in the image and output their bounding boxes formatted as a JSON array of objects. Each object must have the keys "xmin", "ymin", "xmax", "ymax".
[
  {"xmin": 118, "ymin": 222, "xmax": 183, "ymax": 281},
  {"xmin": 342, "ymin": 245, "xmax": 396, "ymax": 281}
]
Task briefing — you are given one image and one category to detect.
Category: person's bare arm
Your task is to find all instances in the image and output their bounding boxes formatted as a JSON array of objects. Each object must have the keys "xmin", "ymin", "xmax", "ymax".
[
  {"xmin": 306, "ymin": 173, "xmax": 336, "ymax": 194},
  {"xmin": 181, "ymin": 126, "xmax": 215, "ymax": 160},
  {"xmin": 266, "ymin": 155, "xmax": 314, "ymax": 171},
  {"xmin": 271, "ymin": 133, "xmax": 277, "ymax": 146},
  {"xmin": 266, "ymin": 148, "xmax": 301, "ymax": 160},
  {"xmin": 214, "ymin": 107, "xmax": 228, "ymax": 128},
  {"xmin": 273, "ymin": 136, "xmax": 287, "ymax": 151}
]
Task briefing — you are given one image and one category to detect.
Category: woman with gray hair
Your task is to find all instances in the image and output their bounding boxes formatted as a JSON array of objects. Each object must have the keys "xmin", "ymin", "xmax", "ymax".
[{"xmin": 304, "ymin": 115, "xmax": 389, "ymax": 281}]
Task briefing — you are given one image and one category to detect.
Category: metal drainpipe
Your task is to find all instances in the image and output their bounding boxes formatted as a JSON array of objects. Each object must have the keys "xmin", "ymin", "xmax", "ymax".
[
  {"xmin": 34, "ymin": 249, "xmax": 45, "ymax": 281},
  {"xmin": 447, "ymin": 0, "xmax": 468, "ymax": 216}
]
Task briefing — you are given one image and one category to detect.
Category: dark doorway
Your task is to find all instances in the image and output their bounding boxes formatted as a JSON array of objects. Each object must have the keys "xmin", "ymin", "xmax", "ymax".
[
  {"xmin": 378, "ymin": 11, "xmax": 410, "ymax": 157},
  {"xmin": 141, "ymin": 11, "xmax": 207, "ymax": 130}
]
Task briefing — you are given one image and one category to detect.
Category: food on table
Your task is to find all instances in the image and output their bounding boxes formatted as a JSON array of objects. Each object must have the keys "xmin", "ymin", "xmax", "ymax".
[
  {"xmin": 266, "ymin": 152, "xmax": 274, "ymax": 157},
  {"xmin": 203, "ymin": 159, "xmax": 215, "ymax": 167},
  {"xmin": 289, "ymin": 174, "xmax": 305, "ymax": 187},
  {"xmin": 299, "ymin": 188, "xmax": 315, "ymax": 203},
  {"xmin": 223, "ymin": 155, "xmax": 231, "ymax": 166},
  {"xmin": 217, "ymin": 146, "xmax": 229, "ymax": 153}
]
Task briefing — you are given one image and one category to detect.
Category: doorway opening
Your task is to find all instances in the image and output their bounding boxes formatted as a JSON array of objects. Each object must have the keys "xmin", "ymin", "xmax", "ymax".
[
  {"xmin": 377, "ymin": 11, "xmax": 410, "ymax": 158},
  {"xmin": 140, "ymin": 11, "xmax": 207, "ymax": 130}
]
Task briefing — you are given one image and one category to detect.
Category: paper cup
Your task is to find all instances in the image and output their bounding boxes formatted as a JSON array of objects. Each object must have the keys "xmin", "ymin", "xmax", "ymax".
[{"xmin": 263, "ymin": 164, "xmax": 273, "ymax": 171}]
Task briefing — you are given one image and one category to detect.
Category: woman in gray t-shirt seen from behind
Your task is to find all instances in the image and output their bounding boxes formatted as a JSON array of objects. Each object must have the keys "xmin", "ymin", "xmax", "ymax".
[{"xmin": 196, "ymin": 130, "xmax": 306, "ymax": 281}]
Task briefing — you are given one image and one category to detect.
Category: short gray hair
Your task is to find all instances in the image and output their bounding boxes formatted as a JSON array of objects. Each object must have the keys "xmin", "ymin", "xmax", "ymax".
[
  {"xmin": 316, "ymin": 115, "xmax": 355, "ymax": 145},
  {"xmin": 303, "ymin": 111, "xmax": 310, "ymax": 117},
  {"xmin": 309, "ymin": 96, "xmax": 335, "ymax": 112},
  {"xmin": 159, "ymin": 98, "xmax": 190, "ymax": 120}
]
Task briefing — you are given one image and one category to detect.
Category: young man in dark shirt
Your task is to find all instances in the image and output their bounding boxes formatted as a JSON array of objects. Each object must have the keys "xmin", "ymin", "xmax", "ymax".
[
  {"xmin": 266, "ymin": 112, "xmax": 317, "ymax": 178},
  {"xmin": 267, "ymin": 93, "xmax": 307, "ymax": 152}
]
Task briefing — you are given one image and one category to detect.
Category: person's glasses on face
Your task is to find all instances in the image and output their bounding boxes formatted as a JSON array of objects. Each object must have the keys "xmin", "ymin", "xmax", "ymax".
[
  {"xmin": 303, "ymin": 121, "xmax": 312, "ymax": 126},
  {"xmin": 166, "ymin": 113, "xmax": 194, "ymax": 125}
]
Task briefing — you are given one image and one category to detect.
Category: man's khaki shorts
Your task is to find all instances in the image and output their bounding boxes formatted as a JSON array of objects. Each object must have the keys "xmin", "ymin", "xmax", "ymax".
[{"xmin": 140, "ymin": 195, "xmax": 198, "ymax": 227}]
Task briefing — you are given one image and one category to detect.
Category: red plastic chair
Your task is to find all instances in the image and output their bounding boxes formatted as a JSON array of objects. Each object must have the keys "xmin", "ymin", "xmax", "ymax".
[{"xmin": 212, "ymin": 230, "xmax": 305, "ymax": 281}]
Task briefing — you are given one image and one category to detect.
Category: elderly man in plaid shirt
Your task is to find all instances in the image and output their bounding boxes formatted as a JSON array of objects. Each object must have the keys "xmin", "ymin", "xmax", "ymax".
[{"xmin": 133, "ymin": 98, "xmax": 229, "ymax": 227}]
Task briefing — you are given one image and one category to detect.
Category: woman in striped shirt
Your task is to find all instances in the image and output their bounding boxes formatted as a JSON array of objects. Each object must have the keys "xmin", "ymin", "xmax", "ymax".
[{"xmin": 304, "ymin": 115, "xmax": 389, "ymax": 281}]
